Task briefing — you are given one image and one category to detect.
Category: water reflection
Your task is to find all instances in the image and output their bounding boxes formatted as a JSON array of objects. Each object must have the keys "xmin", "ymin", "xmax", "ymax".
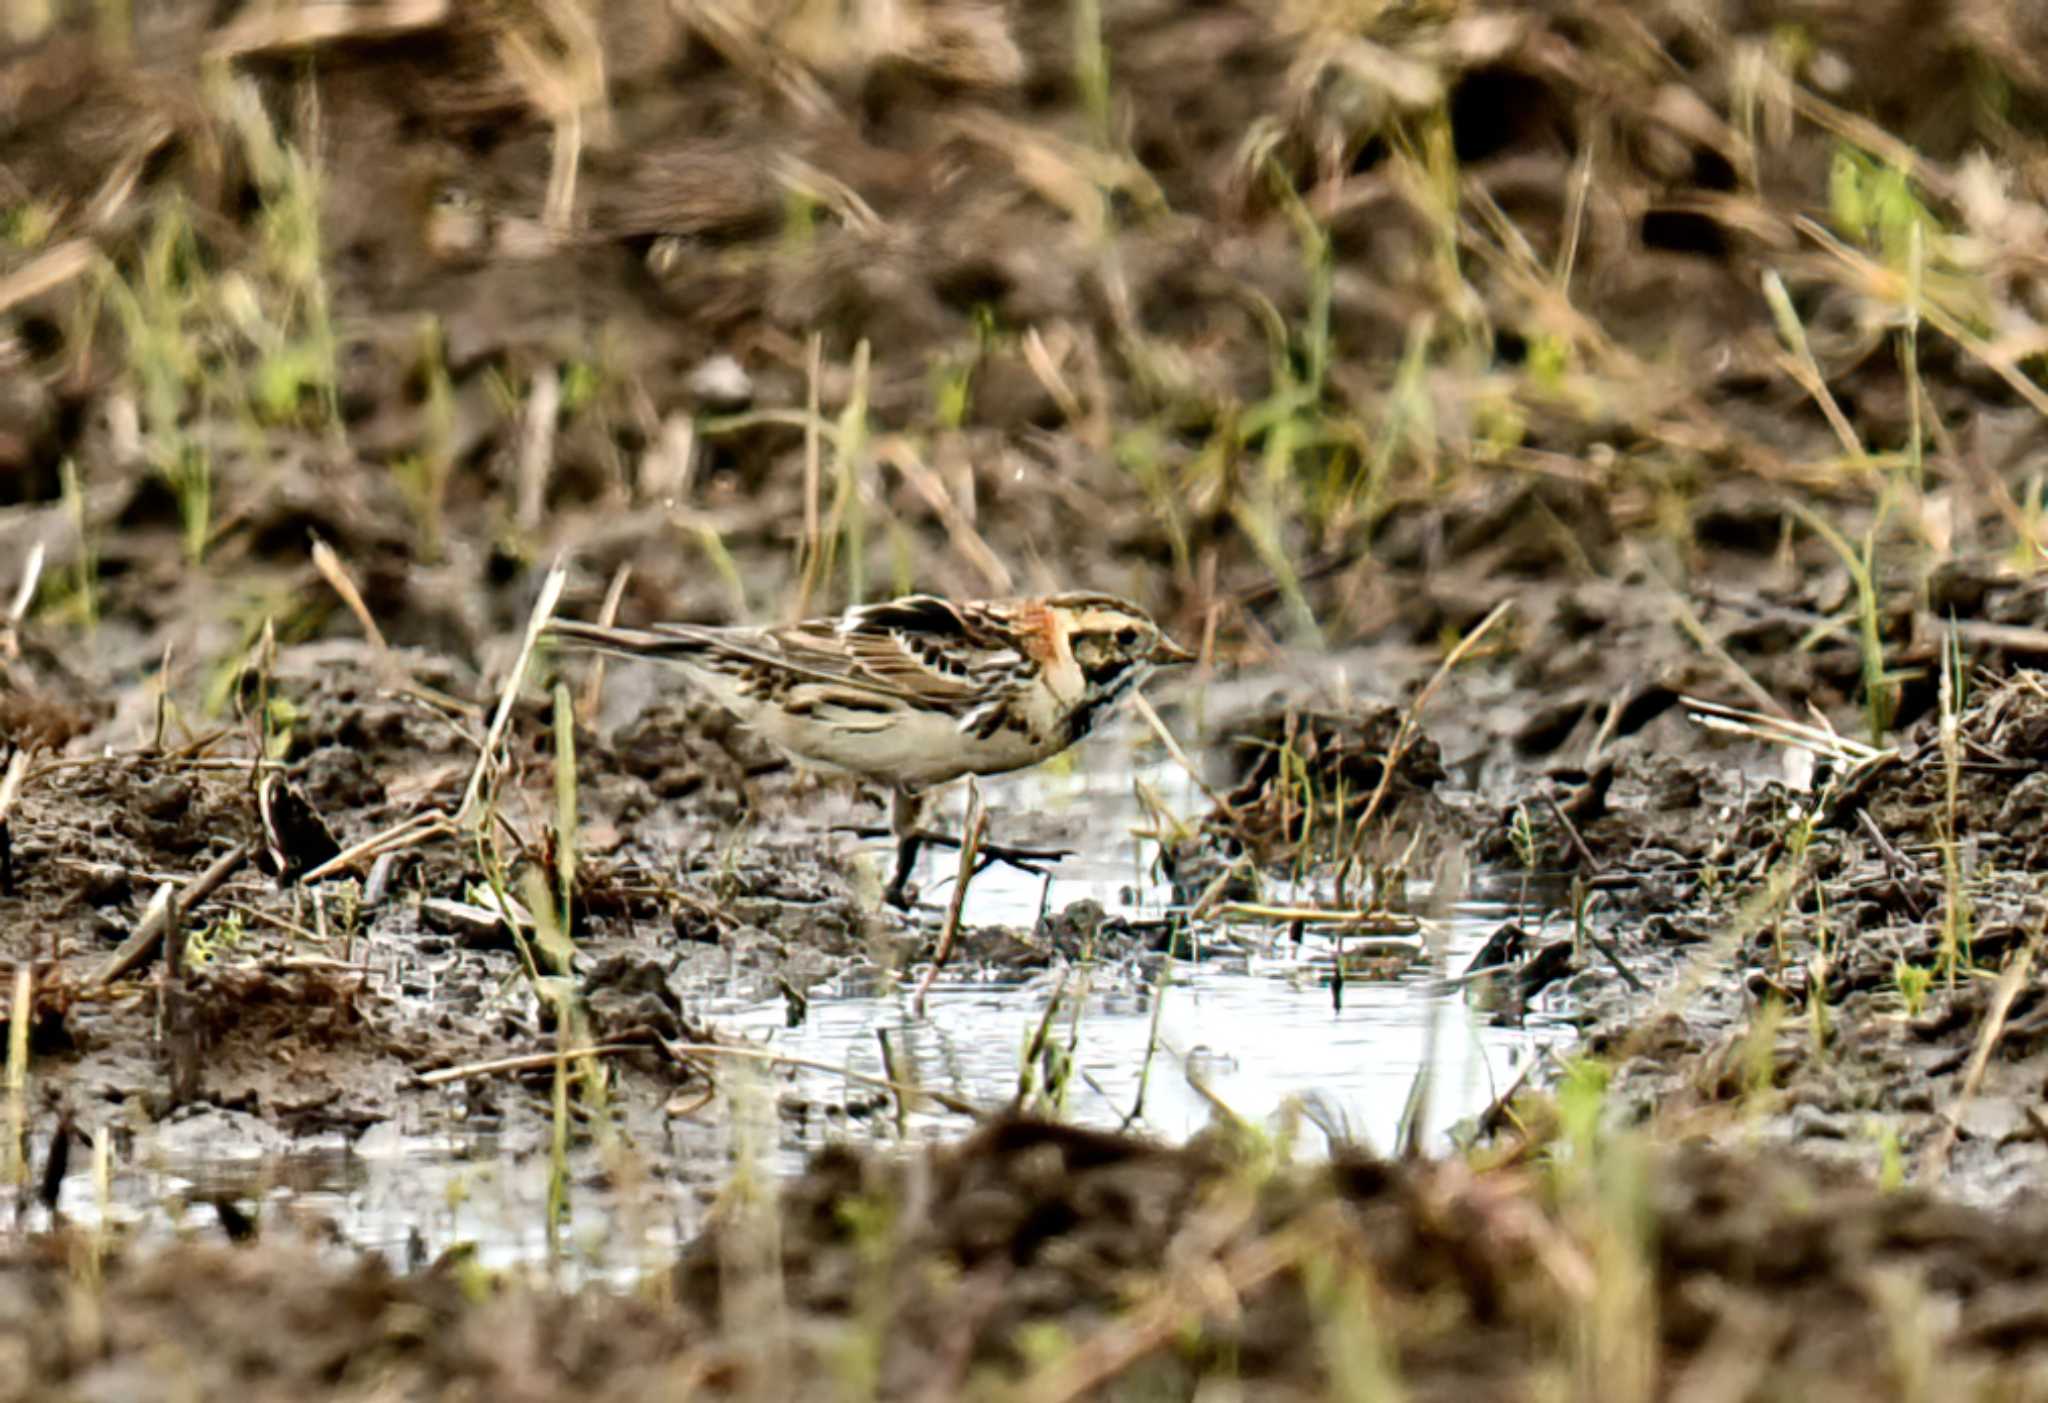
[
  {"xmin": 727, "ymin": 900, "xmax": 1559, "ymax": 1157},
  {"xmin": 41, "ymin": 717, "xmax": 1567, "ymax": 1278},
  {"xmin": 735, "ymin": 733, "xmax": 1566, "ymax": 1156}
]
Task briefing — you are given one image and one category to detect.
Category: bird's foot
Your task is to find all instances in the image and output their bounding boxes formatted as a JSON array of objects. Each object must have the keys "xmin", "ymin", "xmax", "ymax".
[
  {"xmin": 838, "ymin": 825, "xmax": 1074, "ymax": 910},
  {"xmin": 910, "ymin": 828, "xmax": 1074, "ymax": 894},
  {"xmin": 835, "ymin": 824, "xmax": 1070, "ymax": 863}
]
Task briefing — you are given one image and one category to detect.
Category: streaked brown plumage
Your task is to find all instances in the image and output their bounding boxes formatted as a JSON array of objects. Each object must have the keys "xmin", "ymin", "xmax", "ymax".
[{"xmin": 548, "ymin": 592, "xmax": 1192, "ymax": 905}]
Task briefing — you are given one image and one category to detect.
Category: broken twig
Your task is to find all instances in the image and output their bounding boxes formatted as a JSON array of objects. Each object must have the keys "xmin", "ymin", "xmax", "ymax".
[{"xmin": 92, "ymin": 842, "xmax": 252, "ymax": 988}]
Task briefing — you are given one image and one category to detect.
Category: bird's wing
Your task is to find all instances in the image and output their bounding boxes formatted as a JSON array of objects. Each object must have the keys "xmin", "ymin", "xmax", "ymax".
[
  {"xmin": 548, "ymin": 617, "xmax": 906, "ymax": 702},
  {"xmin": 779, "ymin": 595, "xmax": 1030, "ymax": 715},
  {"xmin": 551, "ymin": 598, "xmax": 1032, "ymax": 716}
]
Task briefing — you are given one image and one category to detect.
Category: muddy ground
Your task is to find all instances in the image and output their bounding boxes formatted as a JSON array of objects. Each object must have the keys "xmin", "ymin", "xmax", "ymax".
[{"xmin": 11, "ymin": 0, "xmax": 2048, "ymax": 1396}]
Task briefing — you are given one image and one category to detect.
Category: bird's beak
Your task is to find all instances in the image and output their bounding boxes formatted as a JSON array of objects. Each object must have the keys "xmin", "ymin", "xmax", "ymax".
[{"xmin": 1149, "ymin": 635, "xmax": 1197, "ymax": 668}]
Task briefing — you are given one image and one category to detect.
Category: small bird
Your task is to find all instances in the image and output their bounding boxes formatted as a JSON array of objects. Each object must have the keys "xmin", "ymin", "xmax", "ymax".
[{"xmin": 548, "ymin": 592, "xmax": 1195, "ymax": 907}]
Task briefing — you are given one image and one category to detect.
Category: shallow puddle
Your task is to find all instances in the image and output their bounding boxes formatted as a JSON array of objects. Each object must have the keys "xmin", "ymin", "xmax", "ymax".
[
  {"xmin": 724, "ymin": 740, "xmax": 1565, "ymax": 1155},
  {"xmin": 53, "ymin": 1125, "xmax": 696, "ymax": 1283},
  {"xmin": 39, "ymin": 722, "xmax": 1566, "ymax": 1280},
  {"xmin": 726, "ymin": 911, "xmax": 1553, "ymax": 1155}
]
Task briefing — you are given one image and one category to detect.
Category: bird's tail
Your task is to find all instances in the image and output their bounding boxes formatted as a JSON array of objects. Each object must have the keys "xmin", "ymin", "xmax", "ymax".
[{"xmin": 544, "ymin": 617, "xmax": 711, "ymax": 666}]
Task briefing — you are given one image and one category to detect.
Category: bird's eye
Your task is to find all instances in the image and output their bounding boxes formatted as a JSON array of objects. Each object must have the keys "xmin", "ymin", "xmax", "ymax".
[{"xmin": 1116, "ymin": 627, "xmax": 1139, "ymax": 649}]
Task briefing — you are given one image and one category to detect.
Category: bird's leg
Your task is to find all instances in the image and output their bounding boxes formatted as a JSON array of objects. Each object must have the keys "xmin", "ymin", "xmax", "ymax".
[
  {"xmin": 884, "ymin": 788, "xmax": 926, "ymax": 910},
  {"xmin": 900, "ymin": 795, "xmax": 1072, "ymax": 889},
  {"xmin": 954, "ymin": 834, "xmax": 1073, "ymax": 886},
  {"xmin": 868, "ymin": 789, "xmax": 1072, "ymax": 907}
]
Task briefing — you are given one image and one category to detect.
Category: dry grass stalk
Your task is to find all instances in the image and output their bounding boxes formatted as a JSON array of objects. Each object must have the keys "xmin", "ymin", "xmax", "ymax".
[
  {"xmin": 1760, "ymin": 269, "xmax": 1869, "ymax": 463},
  {"xmin": 913, "ymin": 778, "xmax": 986, "ymax": 1019},
  {"xmin": 660, "ymin": 1039, "xmax": 989, "ymax": 1118},
  {"xmin": 516, "ymin": 366, "xmax": 561, "ymax": 533},
  {"xmin": 0, "ymin": 241, "xmax": 94, "ymax": 317},
  {"xmin": 493, "ymin": 0, "xmax": 610, "ymax": 131},
  {"xmin": 208, "ymin": 0, "xmax": 449, "ymax": 58},
  {"xmin": 82, "ymin": 123, "xmax": 175, "ymax": 232},
  {"xmin": 952, "ymin": 110, "xmax": 1155, "ymax": 236},
  {"xmin": 1460, "ymin": 185, "xmax": 1802, "ymax": 482},
  {"xmin": 1795, "ymin": 215, "xmax": 2048, "ymax": 423},
  {"xmin": 677, "ymin": 1, "xmax": 838, "ymax": 122},
  {"xmin": 1788, "ymin": 86, "xmax": 1957, "ymax": 203},
  {"xmin": 1355, "ymin": 598, "xmax": 1512, "ymax": 834},
  {"xmin": 423, "ymin": 1032, "xmax": 991, "ymax": 1122},
  {"xmin": 456, "ymin": 557, "xmax": 568, "ymax": 826},
  {"xmin": 1128, "ymin": 691, "xmax": 1239, "ymax": 828},
  {"xmin": 546, "ymin": 109, "xmax": 584, "ymax": 237},
  {"xmin": 5, "ymin": 542, "xmax": 43, "ymax": 630},
  {"xmin": 217, "ymin": 900, "xmax": 323, "ymax": 945},
  {"xmin": 1943, "ymin": 618, "xmax": 2048, "ymax": 654},
  {"xmin": 1667, "ymin": 587, "xmax": 1793, "ymax": 720},
  {"xmin": 1215, "ymin": 902, "xmax": 1420, "ymax": 933},
  {"xmin": 875, "ymin": 439, "xmax": 1013, "ymax": 595},
  {"xmin": 309, "ymin": 539, "xmax": 475, "ymax": 717},
  {"xmin": 1680, "ymin": 694, "xmax": 1890, "ymax": 770},
  {"xmin": 0, "ymin": 749, "xmax": 28, "ymax": 851},
  {"xmin": 417, "ymin": 1042, "xmax": 659, "ymax": 1085},
  {"xmin": 1015, "ymin": 1207, "xmax": 1339, "ymax": 1403},
  {"xmin": 771, "ymin": 155, "xmax": 882, "ymax": 237},
  {"xmin": 90, "ymin": 843, "xmax": 252, "ymax": 988},
  {"xmin": 1020, "ymin": 326, "xmax": 1087, "ymax": 428},
  {"xmin": 576, "ymin": 563, "xmax": 634, "ymax": 723},
  {"xmin": 796, "ymin": 331, "xmax": 824, "ymax": 621},
  {"xmin": 1919, "ymin": 931, "xmax": 2040, "ymax": 1179},
  {"xmin": 3, "ymin": 962, "xmax": 28, "ymax": 1189},
  {"xmin": 300, "ymin": 810, "xmax": 454, "ymax": 885},
  {"xmin": 637, "ymin": 410, "xmax": 697, "ymax": 503},
  {"xmin": 309, "ymin": 536, "xmax": 390, "ymax": 655}
]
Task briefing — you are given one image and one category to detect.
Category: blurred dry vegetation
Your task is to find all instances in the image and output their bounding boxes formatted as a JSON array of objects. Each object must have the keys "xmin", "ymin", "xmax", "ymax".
[
  {"xmin": 16, "ymin": 4, "xmax": 2048, "ymax": 1399},
  {"xmin": 5, "ymin": 0, "xmax": 2048, "ymax": 753}
]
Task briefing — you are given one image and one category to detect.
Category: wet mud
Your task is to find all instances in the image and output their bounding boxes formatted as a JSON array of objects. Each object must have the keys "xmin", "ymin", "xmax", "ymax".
[
  {"xmin": 10, "ymin": 0, "xmax": 2048, "ymax": 1394},
  {"xmin": 13, "ymin": 1123, "xmax": 2048, "ymax": 1400}
]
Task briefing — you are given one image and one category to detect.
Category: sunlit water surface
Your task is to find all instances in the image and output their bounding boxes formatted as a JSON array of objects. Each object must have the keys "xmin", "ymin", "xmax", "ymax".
[{"xmin": 45, "ymin": 723, "xmax": 1568, "ymax": 1280}]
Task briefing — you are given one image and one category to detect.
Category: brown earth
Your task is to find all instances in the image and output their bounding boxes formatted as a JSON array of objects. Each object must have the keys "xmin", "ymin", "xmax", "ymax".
[
  {"xmin": 13, "ymin": 1121, "xmax": 2048, "ymax": 1401},
  {"xmin": 9, "ymin": 0, "xmax": 2048, "ymax": 1396}
]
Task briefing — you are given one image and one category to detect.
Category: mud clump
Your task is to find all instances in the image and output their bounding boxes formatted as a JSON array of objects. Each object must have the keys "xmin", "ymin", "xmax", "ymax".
[
  {"xmin": 1475, "ymin": 749, "xmax": 1744, "ymax": 898},
  {"xmin": 1860, "ymin": 673, "xmax": 2048, "ymax": 868},
  {"xmin": 1158, "ymin": 702, "xmax": 1457, "ymax": 904},
  {"xmin": 1498, "ymin": 671, "xmax": 2048, "ymax": 1205},
  {"xmin": 930, "ymin": 898, "xmax": 1174, "ymax": 979},
  {"xmin": 14, "ymin": 0, "xmax": 2048, "ymax": 1392},
  {"xmin": 14, "ymin": 1120, "xmax": 2045, "ymax": 1400},
  {"xmin": 158, "ymin": 966, "xmax": 397, "ymax": 1132},
  {"xmin": 1218, "ymin": 704, "xmax": 1449, "ymax": 849},
  {"xmin": 581, "ymin": 952, "xmax": 694, "ymax": 1044},
  {"xmin": 604, "ymin": 696, "xmax": 780, "ymax": 805},
  {"xmin": 0, "ymin": 1235, "xmax": 695, "ymax": 1403},
  {"xmin": 670, "ymin": 1119, "xmax": 2048, "ymax": 1398}
]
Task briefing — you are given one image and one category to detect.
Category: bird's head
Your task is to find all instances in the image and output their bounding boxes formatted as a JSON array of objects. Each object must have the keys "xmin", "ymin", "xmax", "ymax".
[{"xmin": 1047, "ymin": 594, "xmax": 1196, "ymax": 706}]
